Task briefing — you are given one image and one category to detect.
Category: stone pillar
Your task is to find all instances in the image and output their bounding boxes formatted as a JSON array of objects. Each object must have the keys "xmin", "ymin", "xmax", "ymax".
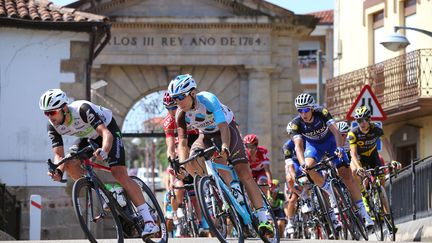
[{"xmin": 246, "ymin": 67, "xmax": 273, "ymax": 150}]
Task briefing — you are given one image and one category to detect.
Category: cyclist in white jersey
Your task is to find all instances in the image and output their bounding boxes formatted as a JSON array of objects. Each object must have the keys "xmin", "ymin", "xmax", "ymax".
[
  {"xmin": 167, "ymin": 74, "xmax": 274, "ymax": 234},
  {"xmin": 39, "ymin": 89, "xmax": 159, "ymax": 238}
]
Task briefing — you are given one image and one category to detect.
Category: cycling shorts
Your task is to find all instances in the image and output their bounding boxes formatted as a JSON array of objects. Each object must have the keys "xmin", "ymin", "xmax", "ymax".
[
  {"xmin": 190, "ymin": 121, "xmax": 248, "ymax": 165},
  {"xmin": 71, "ymin": 119, "xmax": 125, "ymax": 167},
  {"xmin": 304, "ymin": 135, "xmax": 349, "ymax": 168}
]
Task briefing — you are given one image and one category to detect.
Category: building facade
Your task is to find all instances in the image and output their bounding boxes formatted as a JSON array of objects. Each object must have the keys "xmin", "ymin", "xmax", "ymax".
[
  {"xmin": 71, "ymin": 0, "xmax": 318, "ymax": 178},
  {"xmin": 329, "ymin": 0, "xmax": 432, "ymax": 166}
]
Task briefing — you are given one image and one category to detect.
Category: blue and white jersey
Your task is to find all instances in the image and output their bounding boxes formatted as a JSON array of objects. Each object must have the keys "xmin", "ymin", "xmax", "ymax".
[
  {"xmin": 178, "ymin": 91, "xmax": 234, "ymax": 134},
  {"xmin": 289, "ymin": 107, "xmax": 335, "ymax": 144}
]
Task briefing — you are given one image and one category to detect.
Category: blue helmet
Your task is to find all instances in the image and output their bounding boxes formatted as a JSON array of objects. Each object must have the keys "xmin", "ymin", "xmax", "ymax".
[{"xmin": 167, "ymin": 74, "xmax": 197, "ymax": 97}]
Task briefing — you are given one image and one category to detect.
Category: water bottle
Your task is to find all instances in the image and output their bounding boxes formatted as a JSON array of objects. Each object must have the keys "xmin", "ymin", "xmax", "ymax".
[
  {"xmin": 99, "ymin": 183, "xmax": 113, "ymax": 211},
  {"xmin": 113, "ymin": 183, "xmax": 127, "ymax": 207},
  {"xmin": 230, "ymin": 180, "xmax": 245, "ymax": 205}
]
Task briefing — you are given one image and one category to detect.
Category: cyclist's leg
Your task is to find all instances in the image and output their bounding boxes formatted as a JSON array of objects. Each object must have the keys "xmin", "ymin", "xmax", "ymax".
[
  {"xmin": 303, "ymin": 141, "xmax": 325, "ymax": 186},
  {"xmin": 64, "ymin": 138, "xmax": 88, "ymax": 180},
  {"xmin": 106, "ymin": 120, "xmax": 159, "ymax": 236},
  {"xmin": 185, "ymin": 134, "xmax": 208, "ymax": 177}
]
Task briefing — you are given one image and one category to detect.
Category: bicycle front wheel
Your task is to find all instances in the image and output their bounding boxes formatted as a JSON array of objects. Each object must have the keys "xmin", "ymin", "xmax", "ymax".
[
  {"xmin": 72, "ymin": 177, "xmax": 124, "ymax": 243},
  {"xmin": 332, "ymin": 180, "xmax": 368, "ymax": 241},
  {"xmin": 312, "ymin": 186, "xmax": 337, "ymax": 239},
  {"xmin": 130, "ymin": 176, "xmax": 168, "ymax": 243},
  {"xmin": 197, "ymin": 175, "xmax": 244, "ymax": 243}
]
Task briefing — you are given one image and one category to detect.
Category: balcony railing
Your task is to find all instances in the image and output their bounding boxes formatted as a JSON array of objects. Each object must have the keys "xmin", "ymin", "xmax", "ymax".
[{"xmin": 326, "ymin": 49, "xmax": 432, "ymax": 120}]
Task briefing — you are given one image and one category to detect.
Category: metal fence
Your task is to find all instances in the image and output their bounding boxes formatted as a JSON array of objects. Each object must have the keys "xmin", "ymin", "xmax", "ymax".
[
  {"xmin": 386, "ymin": 156, "xmax": 432, "ymax": 223},
  {"xmin": 0, "ymin": 183, "xmax": 21, "ymax": 240}
]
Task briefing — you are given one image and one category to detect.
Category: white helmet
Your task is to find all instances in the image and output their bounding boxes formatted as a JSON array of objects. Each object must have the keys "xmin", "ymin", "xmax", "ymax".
[
  {"xmin": 39, "ymin": 89, "xmax": 68, "ymax": 111},
  {"xmin": 295, "ymin": 93, "xmax": 315, "ymax": 109},
  {"xmin": 336, "ymin": 121, "xmax": 350, "ymax": 133},
  {"xmin": 167, "ymin": 74, "xmax": 197, "ymax": 97}
]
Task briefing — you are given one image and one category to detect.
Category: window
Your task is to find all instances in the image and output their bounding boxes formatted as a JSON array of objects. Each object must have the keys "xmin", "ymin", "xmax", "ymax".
[{"xmin": 373, "ymin": 10, "xmax": 385, "ymax": 63}]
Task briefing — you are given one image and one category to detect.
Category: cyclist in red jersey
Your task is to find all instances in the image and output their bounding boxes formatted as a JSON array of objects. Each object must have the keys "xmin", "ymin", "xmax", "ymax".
[
  {"xmin": 243, "ymin": 134, "xmax": 273, "ymax": 187},
  {"xmin": 162, "ymin": 92, "xmax": 208, "ymax": 236}
]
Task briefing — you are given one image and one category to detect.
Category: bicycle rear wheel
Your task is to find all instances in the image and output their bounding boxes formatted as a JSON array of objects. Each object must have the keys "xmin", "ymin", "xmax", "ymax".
[
  {"xmin": 369, "ymin": 188, "xmax": 384, "ymax": 241},
  {"xmin": 72, "ymin": 177, "xmax": 124, "ymax": 243},
  {"xmin": 197, "ymin": 175, "xmax": 244, "ymax": 243},
  {"xmin": 378, "ymin": 186, "xmax": 396, "ymax": 241},
  {"xmin": 130, "ymin": 176, "xmax": 168, "ymax": 243}
]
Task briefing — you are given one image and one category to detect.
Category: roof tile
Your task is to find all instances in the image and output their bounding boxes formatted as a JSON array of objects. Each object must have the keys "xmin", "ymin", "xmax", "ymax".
[
  {"xmin": 308, "ymin": 9, "xmax": 333, "ymax": 25},
  {"xmin": 0, "ymin": 0, "xmax": 107, "ymax": 23}
]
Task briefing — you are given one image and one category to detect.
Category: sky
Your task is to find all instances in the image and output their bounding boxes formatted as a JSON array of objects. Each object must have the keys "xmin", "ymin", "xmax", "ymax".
[{"xmin": 52, "ymin": 0, "xmax": 333, "ymax": 14}]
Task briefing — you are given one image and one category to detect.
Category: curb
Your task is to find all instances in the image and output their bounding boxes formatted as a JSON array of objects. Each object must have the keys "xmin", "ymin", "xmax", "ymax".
[{"xmin": 397, "ymin": 217, "xmax": 432, "ymax": 241}]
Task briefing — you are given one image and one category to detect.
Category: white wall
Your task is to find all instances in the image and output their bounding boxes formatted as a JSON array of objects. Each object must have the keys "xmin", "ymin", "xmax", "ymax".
[{"xmin": 0, "ymin": 27, "xmax": 88, "ymax": 186}]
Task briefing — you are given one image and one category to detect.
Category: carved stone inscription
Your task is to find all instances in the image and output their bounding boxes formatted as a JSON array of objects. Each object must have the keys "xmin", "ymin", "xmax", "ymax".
[{"xmin": 106, "ymin": 33, "xmax": 269, "ymax": 52}]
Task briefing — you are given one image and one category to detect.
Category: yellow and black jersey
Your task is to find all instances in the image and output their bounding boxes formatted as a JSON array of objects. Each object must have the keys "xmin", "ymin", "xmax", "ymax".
[{"xmin": 347, "ymin": 123, "xmax": 383, "ymax": 157}]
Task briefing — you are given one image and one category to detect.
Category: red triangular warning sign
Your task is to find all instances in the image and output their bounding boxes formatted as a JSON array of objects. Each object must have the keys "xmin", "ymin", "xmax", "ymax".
[{"xmin": 346, "ymin": 84, "xmax": 387, "ymax": 121}]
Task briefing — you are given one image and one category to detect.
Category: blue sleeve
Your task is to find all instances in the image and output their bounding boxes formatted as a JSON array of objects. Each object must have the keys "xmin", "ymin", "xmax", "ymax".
[{"xmin": 198, "ymin": 92, "xmax": 226, "ymax": 125}]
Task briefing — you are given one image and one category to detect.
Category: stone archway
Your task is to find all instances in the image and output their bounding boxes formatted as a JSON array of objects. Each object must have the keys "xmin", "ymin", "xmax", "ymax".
[{"xmin": 74, "ymin": 0, "xmax": 317, "ymax": 178}]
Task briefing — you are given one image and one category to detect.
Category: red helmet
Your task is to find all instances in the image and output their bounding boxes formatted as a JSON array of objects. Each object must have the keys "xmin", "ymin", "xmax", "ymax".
[
  {"xmin": 243, "ymin": 134, "xmax": 259, "ymax": 145},
  {"xmin": 163, "ymin": 91, "xmax": 176, "ymax": 108}
]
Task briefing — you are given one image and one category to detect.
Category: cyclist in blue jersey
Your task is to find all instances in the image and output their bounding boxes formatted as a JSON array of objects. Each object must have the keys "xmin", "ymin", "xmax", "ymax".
[
  {"xmin": 288, "ymin": 93, "xmax": 374, "ymax": 230},
  {"xmin": 283, "ymin": 122, "xmax": 312, "ymax": 236},
  {"xmin": 167, "ymin": 74, "xmax": 273, "ymax": 234}
]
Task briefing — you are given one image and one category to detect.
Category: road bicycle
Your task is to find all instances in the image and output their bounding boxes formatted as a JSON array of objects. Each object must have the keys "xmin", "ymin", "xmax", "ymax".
[
  {"xmin": 295, "ymin": 171, "xmax": 337, "ymax": 240},
  {"xmin": 359, "ymin": 165, "xmax": 398, "ymax": 241},
  {"xmin": 47, "ymin": 139, "xmax": 167, "ymax": 243},
  {"xmin": 178, "ymin": 145, "xmax": 280, "ymax": 243},
  {"xmin": 307, "ymin": 155, "xmax": 368, "ymax": 241},
  {"xmin": 169, "ymin": 183, "xmax": 200, "ymax": 237}
]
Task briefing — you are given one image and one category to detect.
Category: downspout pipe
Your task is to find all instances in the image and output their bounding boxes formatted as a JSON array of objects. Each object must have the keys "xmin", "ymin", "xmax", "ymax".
[{"xmin": 86, "ymin": 23, "xmax": 111, "ymax": 101}]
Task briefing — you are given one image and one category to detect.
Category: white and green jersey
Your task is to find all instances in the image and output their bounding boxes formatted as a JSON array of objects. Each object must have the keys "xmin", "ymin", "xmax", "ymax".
[{"xmin": 47, "ymin": 100, "xmax": 112, "ymax": 147}]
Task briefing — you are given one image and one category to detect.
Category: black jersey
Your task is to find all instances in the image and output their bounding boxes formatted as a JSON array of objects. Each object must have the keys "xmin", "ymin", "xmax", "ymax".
[{"xmin": 347, "ymin": 123, "xmax": 383, "ymax": 156}]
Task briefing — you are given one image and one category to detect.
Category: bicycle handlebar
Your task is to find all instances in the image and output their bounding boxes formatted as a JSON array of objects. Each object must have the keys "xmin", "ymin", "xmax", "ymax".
[
  {"xmin": 46, "ymin": 138, "xmax": 98, "ymax": 183},
  {"xmin": 178, "ymin": 145, "xmax": 219, "ymax": 166}
]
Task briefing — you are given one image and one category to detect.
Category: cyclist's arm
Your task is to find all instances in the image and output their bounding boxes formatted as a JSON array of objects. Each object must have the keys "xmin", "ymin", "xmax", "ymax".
[
  {"xmin": 293, "ymin": 137, "xmax": 305, "ymax": 166},
  {"xmin": 176, "ymin": 111, "xmax": 190, "ymax": 161},
  {"xmin": 165, "ymin": 136, "xmax": 176, "ymax": 160},
  {"xmin": 53, "ymin": 146, "xmax": 65, "ymax": 171},
  {"xmin": 79, "ymin": 103, "xmax": 113, "ymax": 158},
  {"xmin": 329, "ymin": 123, "xmax": 343, "ymax": 147},
  {"xmin": 263, "ymin": 163, "xmax": 272, "ymax": 183},
  {"xmin": 349, "ymin": 145, "xmax": 362, "ymax": 169},
  {"xmin": 217, "ymin": 122, "xmax": 231, "ymax": 155},
  {"xmin": 95, "ymin": 124, "xmax": 113, "ymax": 158}
]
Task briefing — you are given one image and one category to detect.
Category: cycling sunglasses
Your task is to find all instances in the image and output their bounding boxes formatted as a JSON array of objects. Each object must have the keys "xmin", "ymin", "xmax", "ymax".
[
  {"xmin": 44, "ymin": 109, "xmax": 61, "ymax": 117},
  {"xmin": 172, "ymin": 92, "xmax": 190, "ymax": 101},
  {"xmin": 166, "ymin": 105, "xmax": 178, "ymax": 111},
  {"xmin": 356, "ymin": 118, "xmax": 369, "ymax": 123},
  {"xmin": 246, "ymin": 144, "xmax": 257, "ymax": 149},
  {"xmin": 297, "ymin": 107, "xmax": 311, "ymax": 113}
]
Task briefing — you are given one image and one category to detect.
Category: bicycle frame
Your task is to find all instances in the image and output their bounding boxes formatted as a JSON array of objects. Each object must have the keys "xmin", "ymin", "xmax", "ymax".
[{"xmin": 204, "ymin": 158, "xmax": 252, "ymax": 225}]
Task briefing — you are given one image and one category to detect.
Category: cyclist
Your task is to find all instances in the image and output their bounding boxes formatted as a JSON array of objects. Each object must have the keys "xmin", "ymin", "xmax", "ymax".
[
  {"xmin": 162, "ymin": 92, "xmax": 209, "ymax": 236},
  {"xmin": 39, "ymin": 89, "xmax": 159, "ymax": 238},
  {"xmin": 282, "ymin": 123, "xmax": 312, "ymax": 236},
  {"xmin": 348, "ymin": 106, "xmax": 401, "ymax": 215},
  {"xmin": 336, "ymin": 121, "xmax": 351, "ymax": 159},
  {"xmin": 288, "ymin": 93, "xmax": 374, "ymax": 230},
  {"xmin": 267, "ymin": 179, "xmax": 286, "ymax": 238},
  {"xmin": 243, "ymin": 134, "xmax": 273, "ymax": 186},
  {"xmin": 168, "ymin": 74, "xmax": 274, "ymax": 234}
]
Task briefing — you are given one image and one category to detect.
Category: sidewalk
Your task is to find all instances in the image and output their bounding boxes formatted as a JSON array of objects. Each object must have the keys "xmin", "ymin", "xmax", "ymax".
[{"xmin": 397, "ymin": 216, "xmax": 432, "ymax": 241}]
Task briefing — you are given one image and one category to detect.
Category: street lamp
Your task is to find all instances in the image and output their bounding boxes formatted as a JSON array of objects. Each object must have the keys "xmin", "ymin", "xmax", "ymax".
[{"xmin": 381, "ymin": 26, "xmax": 432, "ymax": 51}]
